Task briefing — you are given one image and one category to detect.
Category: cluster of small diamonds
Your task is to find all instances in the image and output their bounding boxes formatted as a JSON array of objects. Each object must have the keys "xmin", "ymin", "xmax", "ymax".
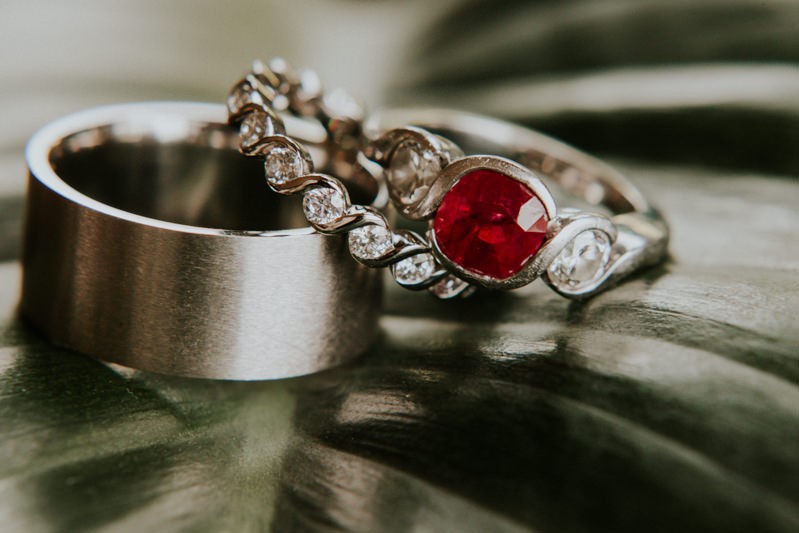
[{"xmin": 227, "ymin": 59, "xmax": 468, "ymax": 297}]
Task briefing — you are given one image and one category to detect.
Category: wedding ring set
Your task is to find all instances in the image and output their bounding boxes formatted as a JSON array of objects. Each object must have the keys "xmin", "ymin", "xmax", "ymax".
[{"xmin": 21, "ymin": 58, "xmax": 669, "ymax": 380}]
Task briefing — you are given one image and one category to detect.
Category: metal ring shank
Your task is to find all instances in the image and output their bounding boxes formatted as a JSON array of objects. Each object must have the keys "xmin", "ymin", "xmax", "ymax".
[
  {"xmin": 365, "ymin": 108, "xmax": 669, "ymax": 297},
  {"xmin": 22, "ymin": 102, "xmax": 381, "ymax": 380}
]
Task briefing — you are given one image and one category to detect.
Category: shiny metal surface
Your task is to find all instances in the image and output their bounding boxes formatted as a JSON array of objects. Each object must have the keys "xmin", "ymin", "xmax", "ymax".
[
  {"xmin": 21, "ymin": 102, "xmax": 382, "ymax": 380},
  {"xmin": 2, "ymin": 0, "xmax": 799, "ymax": 531}
]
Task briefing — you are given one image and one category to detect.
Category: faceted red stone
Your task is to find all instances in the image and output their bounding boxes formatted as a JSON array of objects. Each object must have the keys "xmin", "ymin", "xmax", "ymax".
[{"xmin": 433, "ymin": 169, "xmax": 549, "ymax": 279}]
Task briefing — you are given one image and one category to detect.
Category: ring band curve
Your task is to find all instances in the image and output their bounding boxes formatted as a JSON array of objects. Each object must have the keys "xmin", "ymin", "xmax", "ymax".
[
  {"xmin": 226, "ymin": 60, "xmax": 668, "ymax": 300},
  {"xmin": 360, "ymin": 108, "xmax": 669, "ymax": 298},
  {"xmin": 21, "ymin": 102, "xmax": 382, "ymax": 380}
]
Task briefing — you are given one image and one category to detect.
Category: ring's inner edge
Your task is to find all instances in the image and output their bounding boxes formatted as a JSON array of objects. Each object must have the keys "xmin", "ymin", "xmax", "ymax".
[{"xmin": 49, "ymin": 120, "xmax": 376, "ymax": 231}]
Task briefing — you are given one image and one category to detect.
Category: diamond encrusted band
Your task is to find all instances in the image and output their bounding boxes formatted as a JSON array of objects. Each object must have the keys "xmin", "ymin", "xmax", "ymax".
[
  {"xmin": 228, "ymin": 60, "xmax": 668, "ymax": 300},
  {"xmin": 22, "ymin": 102, "xmax": 382, "ymax": 380},
  {"xmin": 227, "ymin": 60, "xmax": 453, "ymax": 295}
]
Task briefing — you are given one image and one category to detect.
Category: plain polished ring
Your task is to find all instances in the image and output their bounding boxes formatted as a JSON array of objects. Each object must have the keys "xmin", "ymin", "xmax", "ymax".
[
  {"xmin": 21, "ymin": 102, "xmax": 382, "ymax": 380},
  {"xmin": 359, "ymin": 108, "xmax": 670, "ymax": 299}
]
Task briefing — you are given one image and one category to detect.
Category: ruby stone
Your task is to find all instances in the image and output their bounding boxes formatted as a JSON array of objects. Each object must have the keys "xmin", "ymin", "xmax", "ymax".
[{"xmin": 433, "ymin": 169, "xmax": 549, "ymax": 280}]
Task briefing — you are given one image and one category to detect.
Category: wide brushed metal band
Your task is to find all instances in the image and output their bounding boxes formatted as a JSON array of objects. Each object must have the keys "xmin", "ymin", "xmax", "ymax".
[{"xmin": 21, "ymin": 102, "xmax": 381, "ymax": 380}]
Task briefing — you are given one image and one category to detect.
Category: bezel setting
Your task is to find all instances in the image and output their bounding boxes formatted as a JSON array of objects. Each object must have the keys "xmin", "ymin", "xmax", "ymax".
[
  {"xmin": 366, "ymin": 127, "xmax": 463, "ymax": 220},
  {"xmin": 425, "ymin": 156, "xmax": 558, "ymax": 290}
]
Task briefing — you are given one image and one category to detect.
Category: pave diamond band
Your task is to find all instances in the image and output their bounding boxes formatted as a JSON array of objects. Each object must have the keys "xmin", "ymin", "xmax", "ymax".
[{"xmin": 226, "ymin": 59, "xmax": 454, "ymax": 295}]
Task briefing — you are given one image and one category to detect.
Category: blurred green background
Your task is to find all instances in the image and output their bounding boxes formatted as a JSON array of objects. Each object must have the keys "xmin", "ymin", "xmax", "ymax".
[{"xmin": 1, "ymin": 1, "xmax": 798, "ymax": 531}]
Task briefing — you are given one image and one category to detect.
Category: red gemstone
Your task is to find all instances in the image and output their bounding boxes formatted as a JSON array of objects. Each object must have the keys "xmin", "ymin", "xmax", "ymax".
[{"xmin": 433, "ymin": 169, "xmax": 549, "ymax": 279}]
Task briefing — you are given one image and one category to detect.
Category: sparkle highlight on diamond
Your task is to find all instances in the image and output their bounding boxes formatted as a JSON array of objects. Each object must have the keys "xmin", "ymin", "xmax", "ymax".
[
  {"xmin": 547, "ymin": 229, "xmax": 612, "ymax": 291},
  {"xmin": 393, "ymin": 253, "xmax": 437, "ymax": 285},
  {"xmin": 264, "ymin": 145, "xmax": 304, "ymax": 185},
  {"xmin": 387, "ymin": 141, "xmax": 440, "ymax": 207},
  {"xmin": 303, "ymin": 187, "xmax": 346, "ymax": 225},
  {"xmin": 348, "ymin": 225, "xmax": 394, "ymax": 260},
  {"xmin": 239, "ymin": 112, "xmax": 267, "ymax": 149}
]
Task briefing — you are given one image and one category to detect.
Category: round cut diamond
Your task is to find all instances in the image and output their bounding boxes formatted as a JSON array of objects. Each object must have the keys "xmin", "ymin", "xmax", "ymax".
[
  {"xmin": 303, "ymin": 187, "xmax": 346, "ymax": 225},
  {"xmin": 227, "ymin": 80, "xmax": 263, "ymax": 116},
  {"xmin": 430, "ymin": 275, "xmax": 472, "ymax": 299},
  {"xmin": 547, "ymin": 230, "xmax": 612, "ymax": 290},
  {"xmin": 239, "ymin": 112, "xmax": 268, "ymax": 149},
  {"xmin": 348, "ymin": 225, "xmax": 394, "ymax": 260},
  {"xmin": 388, "ymin": 141, "xmax": 440, "ymax": 206},
  {"xmin": 264, "ymin": 145, "xmax": 304, "ymax": 185},
  {"xmin": 393, "ymin": 253, "xmax": 437, "ymax": 285},
  {"xmin": 433, "ymin": 170, "xmax": 549, "ymax": 280}
]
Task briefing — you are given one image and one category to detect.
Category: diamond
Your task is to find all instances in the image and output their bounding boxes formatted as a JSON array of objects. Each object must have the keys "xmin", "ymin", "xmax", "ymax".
[
  {"xmin": 547, "ymin": 230, "xmax": 612, "ymax": 290},
  {"xmin": 393, "ymin": 253, "xmax": 437, "ymax": 285},
  {"xmin": 303, "ymin": 187, "xmax": 346, "ymax": 225},
  {"xmin": 430, "ymin": 275, "xmax": 472, "ymax": 299},
  {"xmin": 387, "ymin": 141, "xmax": 440, "ymax": 207},
  {"xmin": 239, "ymin": 112, "xmax": 268, "ymax": 149},
  {"xmin": 433, "ymin": 169, "xmax": 549, "ymax": 280},
  {"xmin": 227, "ymin": 80, "xmax": 263, "ymax": 116},
  {"xmin": 264, "ymin": 145, "xmax": 304, "ymax": 185},
  {"xmin": 348, "ymin": 225, "xmax": 394, "ymax": 260}
]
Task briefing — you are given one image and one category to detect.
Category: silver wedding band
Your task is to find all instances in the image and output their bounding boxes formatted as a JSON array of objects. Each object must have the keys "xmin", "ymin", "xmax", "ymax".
[{"xmin": 22, "ymin": 102, "xmax": 382, "ymax": 380}]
